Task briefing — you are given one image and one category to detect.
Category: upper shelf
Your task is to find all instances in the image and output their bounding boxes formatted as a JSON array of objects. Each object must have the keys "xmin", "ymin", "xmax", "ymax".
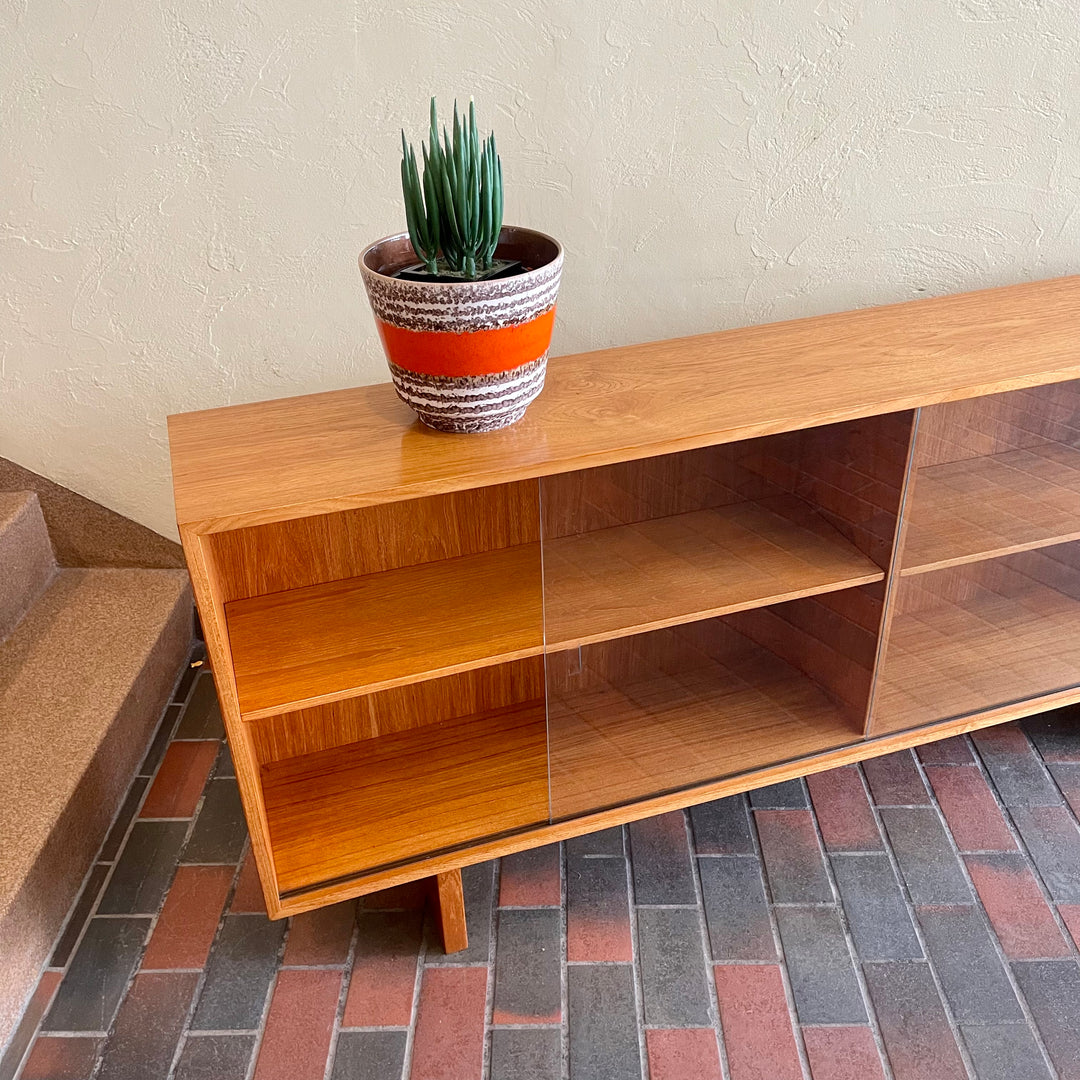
[
  {"xmin": 901, "ymin": 443, "xmax": 1080, "ymax": 575},
  {"xmin": 168, "ymin": 276, "xmax": 1080, "ymax": 532},
  {"xmin": 545, "ymin": 495, "xmax": 883, "ymax": 649},
  {"xmin": 227, "ymin": 544, "xmax": 544, "ymax": 720}
]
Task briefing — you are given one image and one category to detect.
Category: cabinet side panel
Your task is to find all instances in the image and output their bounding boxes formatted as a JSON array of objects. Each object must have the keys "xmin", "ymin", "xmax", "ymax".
[
  {"xmin": 207, "ymin": 481, "xmax": 540, "ymax": 603},
  {"xmin": 248, "ymin": 657, "xmax": 547, "ymax": 764},
  {"xmin": 180, "ymin": 526, "xmax": 283, "ymax": 913},
  {"xmin": 782, "ymin": 412, "xmax": 914, "ymax": 569}
]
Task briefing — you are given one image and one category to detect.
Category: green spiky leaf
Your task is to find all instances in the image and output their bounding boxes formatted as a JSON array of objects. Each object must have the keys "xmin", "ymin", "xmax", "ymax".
[{"xmin": 398, "ymin": 97, "xmax": 506, "ymax": 280}]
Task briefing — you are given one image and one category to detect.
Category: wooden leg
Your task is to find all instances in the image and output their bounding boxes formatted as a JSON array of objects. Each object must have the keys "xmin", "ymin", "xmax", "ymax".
[{"xmin": 432, "ymin": 869, "xmax": 468, "ymax": 954}]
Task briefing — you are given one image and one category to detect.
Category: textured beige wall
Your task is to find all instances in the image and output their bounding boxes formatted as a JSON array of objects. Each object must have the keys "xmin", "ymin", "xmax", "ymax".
[{"xmin": 2, "ymin": 1, "xmax": 1079, "ymax": 537}]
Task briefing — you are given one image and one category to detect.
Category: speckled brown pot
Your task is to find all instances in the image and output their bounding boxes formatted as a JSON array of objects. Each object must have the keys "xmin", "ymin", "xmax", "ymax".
[{"xmin": 360, "ymin": 227, "xmax": 562, "ymax": 433}]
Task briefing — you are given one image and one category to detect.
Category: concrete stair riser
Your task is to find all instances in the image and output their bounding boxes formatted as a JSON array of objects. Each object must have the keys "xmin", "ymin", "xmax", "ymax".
[{"xmin": 0, "ymin": 494, "xmax": 55, "ymax": 643}]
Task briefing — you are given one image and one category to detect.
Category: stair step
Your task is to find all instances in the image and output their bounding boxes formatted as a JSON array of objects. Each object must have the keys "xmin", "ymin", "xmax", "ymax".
[
  {"xmin": 0, "ymin": 568, "xmax": 192, "ymax": 1040},
  {"xmin": 0, "ymin": 493, "xmax": 55, "ymax": 642}
]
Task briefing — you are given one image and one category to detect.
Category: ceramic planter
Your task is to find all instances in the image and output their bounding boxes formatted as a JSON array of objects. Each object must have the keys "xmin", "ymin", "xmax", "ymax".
[{"xmin": 360, "ymin": 227, "xmax": 562, "ymax": 433}]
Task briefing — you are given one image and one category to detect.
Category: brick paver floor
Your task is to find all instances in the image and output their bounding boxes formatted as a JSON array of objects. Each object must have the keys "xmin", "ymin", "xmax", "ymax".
[{"xmin": 4, "ymin": 644, "xmax": 1080, "ymax": 1079}]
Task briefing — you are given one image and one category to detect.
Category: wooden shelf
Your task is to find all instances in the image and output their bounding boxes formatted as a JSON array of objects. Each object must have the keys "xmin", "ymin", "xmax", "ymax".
[
  {"xmin": 547, "ymin": 626, "xmax": 863, "ymax": 819},
  {"xmin": 544, "ymin": 495, "xmax": 883, "ymax": 649},
  {"xmin": 226, "ymin": 545, "xmax": 543, "ymax": 720},
  {"xmin": 262, "ymin": 701, "xmax": 549, "ymax": 895},
  {"xmin": 873, "ymin": 567, "xmax": 1080, "ymax": 734},
  {"xmin": 902, "ymin": 444, "xmax": 1080, "ymax": 575}
]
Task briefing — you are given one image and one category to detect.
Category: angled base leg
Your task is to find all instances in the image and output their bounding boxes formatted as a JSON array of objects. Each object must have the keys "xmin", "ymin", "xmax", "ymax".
[{"xmin": 432, "ymin": 869, "xmax": 468, "ymax": 954}]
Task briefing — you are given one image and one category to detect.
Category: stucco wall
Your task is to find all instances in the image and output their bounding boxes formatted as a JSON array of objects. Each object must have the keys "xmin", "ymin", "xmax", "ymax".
[{"xmin": 3, "ymin": 0, "xmax": 1079, "ymax": 538}]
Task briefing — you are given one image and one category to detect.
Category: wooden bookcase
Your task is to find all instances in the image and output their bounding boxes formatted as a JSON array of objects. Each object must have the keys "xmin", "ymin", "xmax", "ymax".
[{"xmin": 168, "ymin": 275, "xmax": 1080, "ymax": 949}]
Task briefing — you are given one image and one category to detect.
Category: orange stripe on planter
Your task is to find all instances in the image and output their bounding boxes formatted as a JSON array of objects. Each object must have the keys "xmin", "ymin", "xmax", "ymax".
[{"xmin": 376, "ymin": 307, "xmax": 556, "ymax": 377}]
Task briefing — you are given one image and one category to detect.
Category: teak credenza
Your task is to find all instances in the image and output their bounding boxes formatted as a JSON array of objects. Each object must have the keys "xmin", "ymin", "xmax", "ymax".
[{"xmin": 168, "ymin": 275, "xmax": 1080, "ymax": 951}]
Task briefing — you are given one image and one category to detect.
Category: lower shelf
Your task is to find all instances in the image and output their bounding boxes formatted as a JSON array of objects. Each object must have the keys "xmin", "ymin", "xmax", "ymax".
[
  {"xmin": 873, "ymin": 547, "xmax": 1080, "ymax": 733},
  {"xmin": 547, "ymin": 618, "xmax": 864, "ymax": 819},
  {"xmin": 261, "ymin": 701, "xmax": 549, "ymax": 896}
]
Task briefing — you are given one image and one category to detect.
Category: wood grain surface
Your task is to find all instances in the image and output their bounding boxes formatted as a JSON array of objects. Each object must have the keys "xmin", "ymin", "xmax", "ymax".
[
  {"xmin": 226, "ymin": 543, "xmax": 544, "ymax": 719},
  {"xmin": 169, "ymin": 276, "xmax": 1080, "ymax": 532},
  {"xmin": 546, "ymin": 618, "xmax": 862, "ymax": 818},
  {"xmin": 901, "ymin": 444, "xmax": 1080, "ymax": 574},
  {"xmin": 262, "ymin": 701, "xmax": 549, "ymax": 895},
  {"xmin": 872, "ymin": 542, "xmax": 1080, "ymax": 734},
  {"xmin": 543, "ymin": 495, "xmax": 883, "ymax": 649},
  {"xmin": 247, "ymin": 658, "xmax": 546, "ymax": 763},
  {"xmin": 268, "ymin": 683, "xmax": 1080, "ymax": 916},
  {"xmin": 166, "ymin": 276, "xmax": 1080, "ymax": 919},
  {"xmin": 433, "ymin": 871, "xmax": 469, "ymax": 954},
  {"xmin": 206, "ymin": 480, "xmax": 540, "ymax": 603}
]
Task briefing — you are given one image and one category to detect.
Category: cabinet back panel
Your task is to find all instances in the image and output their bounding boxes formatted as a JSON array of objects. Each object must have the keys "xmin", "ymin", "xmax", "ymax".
[
  {"xmin": 248, "ymin": 656, "xmax": 546, "ymax": 764},
  {"xmin": 541, "ymin": 414, "xmax": 913, "ymax": 570},
  {"xmin": 914, "ymin": 382, "xmax": 1080, "ymax": 469},
  {"xmin": 540, "ymin": 443, "xmax": 785, "ymax": 537},
  {"xmin": 726, "ymin": 589, "xmax": 879, "ymax": 725},
  {"xmin": 207, "ymin": 480, "xmax": 540, "ymax": 604}
]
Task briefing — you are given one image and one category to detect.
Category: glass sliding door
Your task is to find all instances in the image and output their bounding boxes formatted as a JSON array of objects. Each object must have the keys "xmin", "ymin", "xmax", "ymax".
[
  {"xmin": 540, "ymin": 415, "xmax": 913, "ymax": 818},
  {"xmin": 870, "ymin": 382, "xmax": 1080, "ymax": 735}
]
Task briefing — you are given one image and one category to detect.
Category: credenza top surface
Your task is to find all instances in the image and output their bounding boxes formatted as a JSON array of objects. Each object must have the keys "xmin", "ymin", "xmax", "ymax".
[{"xmin": 168, "ymin": 275, "xmax": 1080, "ymax": 532}]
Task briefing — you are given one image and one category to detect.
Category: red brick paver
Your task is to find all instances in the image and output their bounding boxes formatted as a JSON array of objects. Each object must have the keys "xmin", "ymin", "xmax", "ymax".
[
  {"xmin": 410, "ymin": 967, "xmax": 488, "ymax": 1080},
  {"xmin": 19, "ymin": 1037, "xmax": 100, "ymax": 1080},
  {"xmin": 142, "ymin": 865, "xmax": 233, "ymax": 970},
  {"xmin": 925, "ymin": 764, "xmax": 1016, "ymax": 852},
  {"xmin": 803, "ymin": 1025, "xmax": 887, "ymax": 1080},
  {"xmin": 807, "ymin": 766, "xmax": 883, "ymax": 851},
  {"xmin": 140, "ymin": 740, "xmax": 218, "ymax": 819},
  {"xmin": 965, "ymin": 853, "xmax": 1071, "ymax": 959},
  {"xmin": 1059, "ymin": 903, "xmax": 1080, "ymax": 949},
  {"xmin": 253, "ymin": 969, "xmax": 342, "ymax": 1080},
  {"xmin": 713, "ymin": 965, "xmax": 803, "ymax": 1080},
  {"xmin": 646, "ymin": 1027, "xmax": 723, "ymax": 1080}
]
